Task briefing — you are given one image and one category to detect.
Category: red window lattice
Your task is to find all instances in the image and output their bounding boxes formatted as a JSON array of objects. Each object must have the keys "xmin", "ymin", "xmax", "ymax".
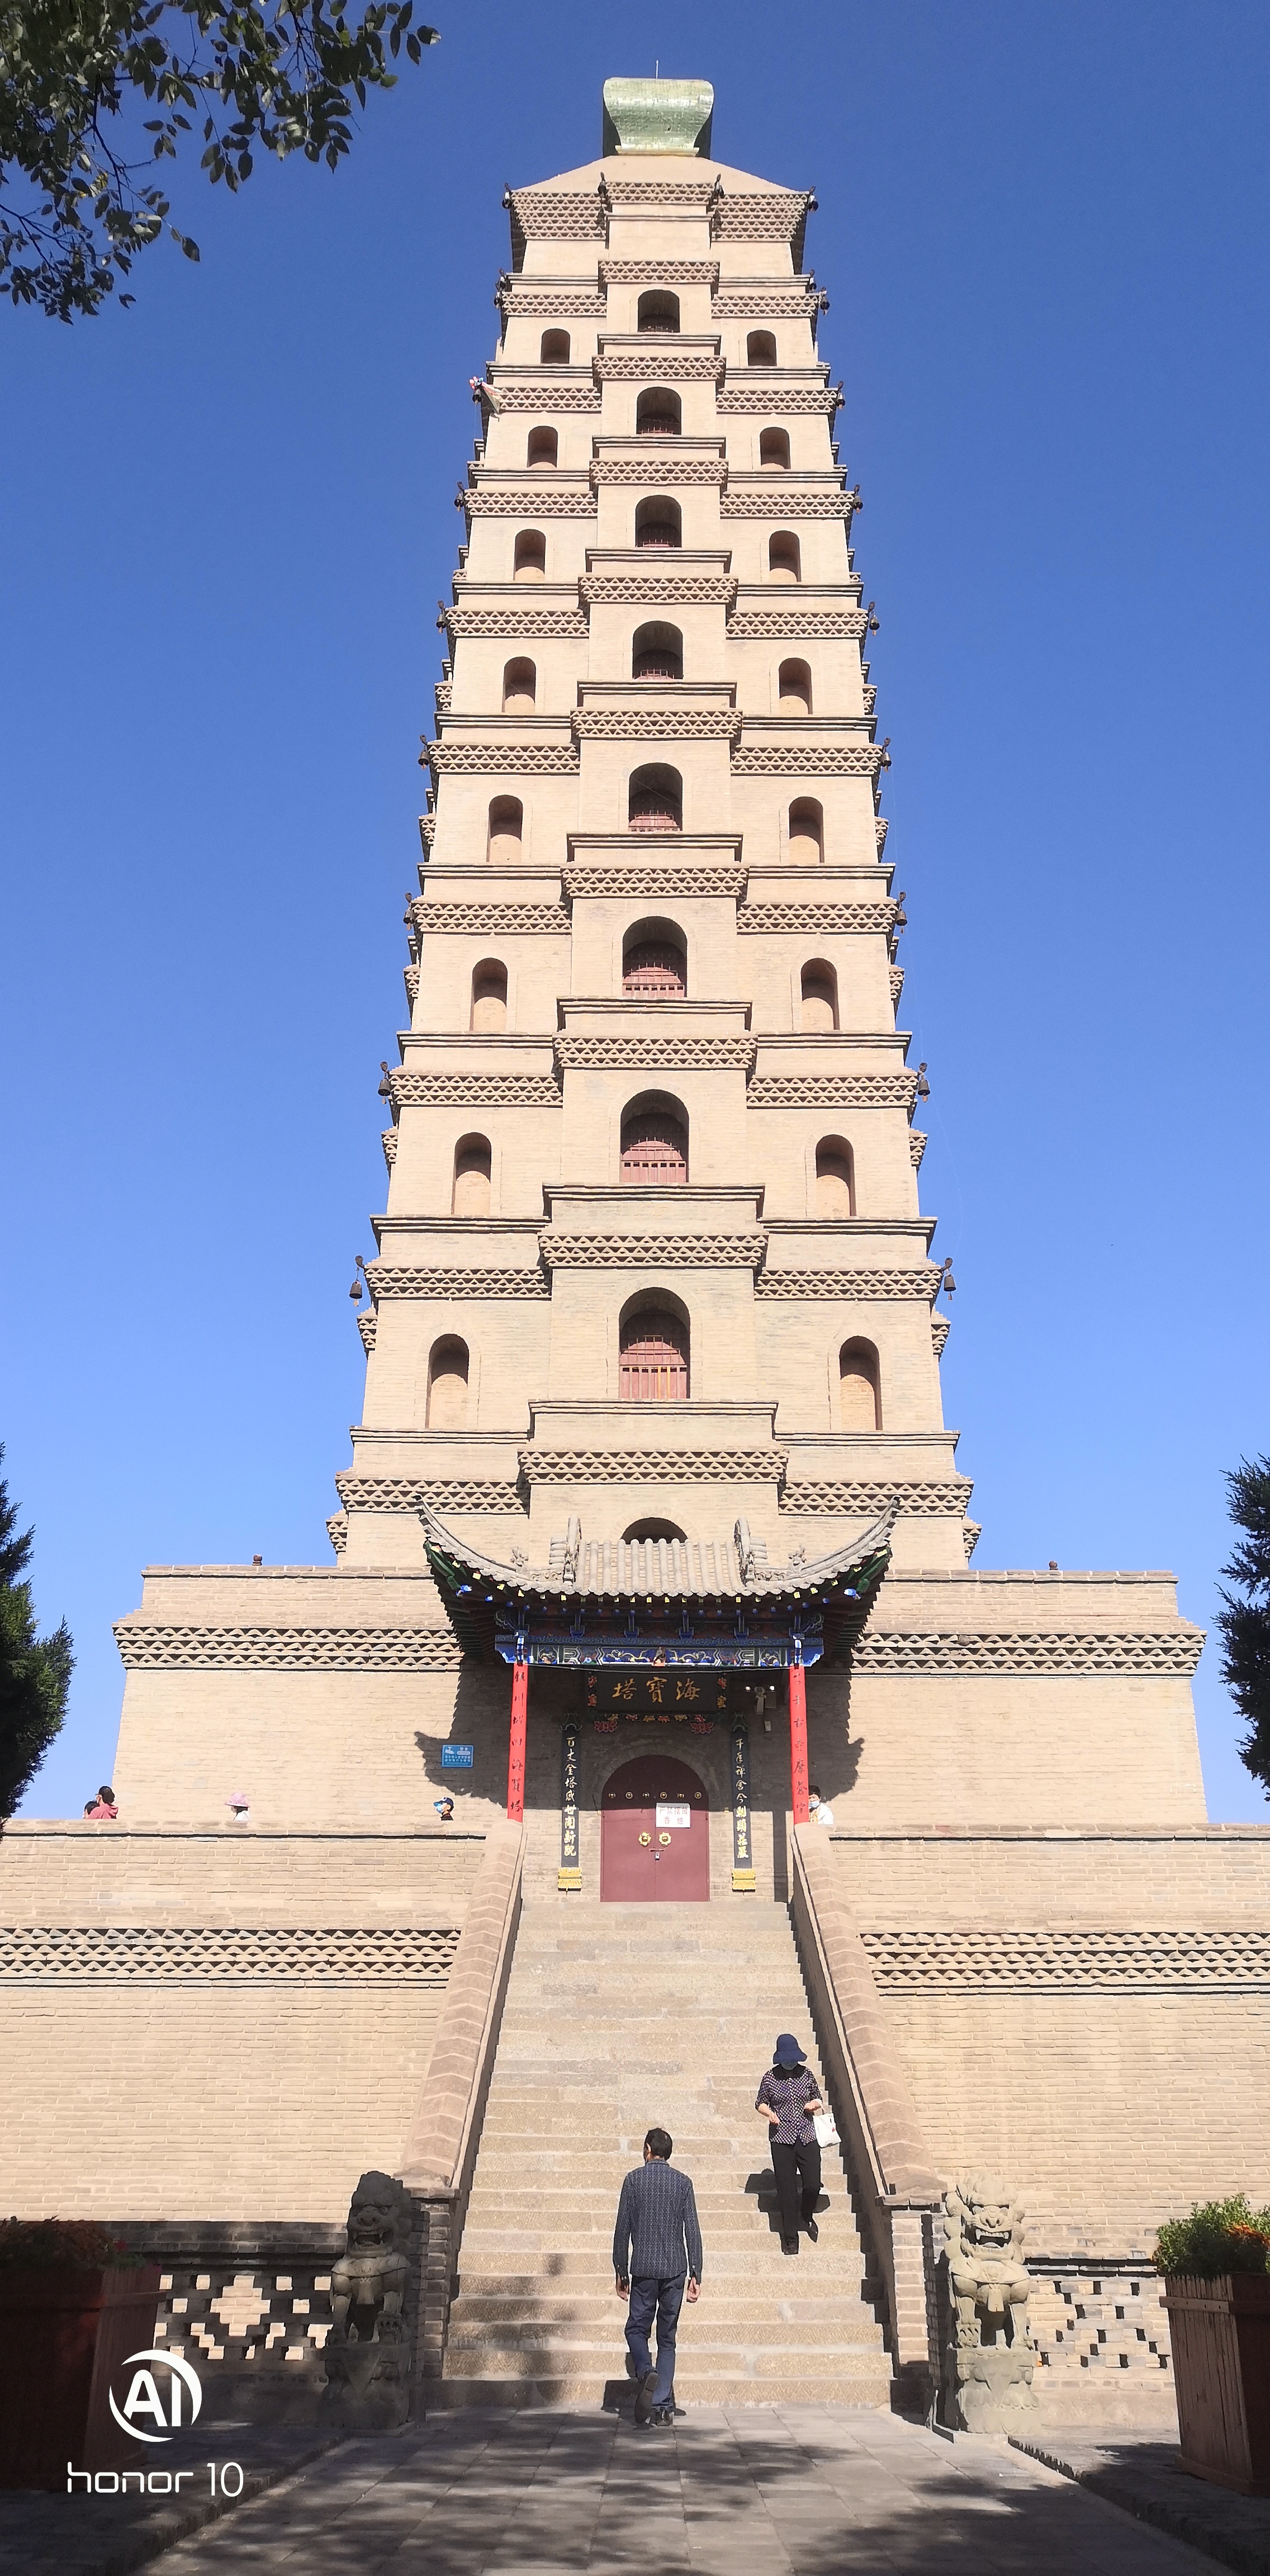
[
  {"xmin": 620, "ymin": 1313, "xmax": 689, "ymax": 1400},
  {"xmin": 628, "ymin": 791, "xmax": 681, "ymax": 834},
  {"xmin": 621, "ymin": 1115, "xmax": 688, "ymax": 1182},
  {"xmin": 623, "ymin": 944, "xmax": 685, "ymax": 997}
]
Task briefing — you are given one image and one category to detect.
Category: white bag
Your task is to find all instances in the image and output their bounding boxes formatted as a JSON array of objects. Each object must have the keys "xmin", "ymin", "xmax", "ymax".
[{"xmin": 813, "ymin": 2109, "xmax": 838, "ymax": 2150}]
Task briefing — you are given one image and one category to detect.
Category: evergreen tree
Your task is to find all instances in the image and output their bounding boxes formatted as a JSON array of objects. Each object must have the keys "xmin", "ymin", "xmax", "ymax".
[
  {"xmin": 1216, "ymin": 1456, "xmax": 1270, "ymax": 1794},
  {"xmin": 0, "ymin": 1447, "xmax": 73, "ymax": 1818}
]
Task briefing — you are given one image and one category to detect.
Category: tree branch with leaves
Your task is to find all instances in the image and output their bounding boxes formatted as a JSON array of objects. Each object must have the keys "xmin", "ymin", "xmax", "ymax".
[
  {"xmin": 0, "ymin": 1446, "xmax": 73, "ymax": 1818},
  {"xmin": 1216, "ymin": 1455, "xmax": 1270, "ymax": 1795},
  {"xmin": 1, "ymin": 0, "xmax": 438, "ymax": 319}
]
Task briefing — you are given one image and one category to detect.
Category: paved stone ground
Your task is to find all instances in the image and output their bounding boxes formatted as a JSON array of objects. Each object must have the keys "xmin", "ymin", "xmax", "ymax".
[
  {"xmin": 97, "ymin": 2407, "xmax": 1230, "ymax": 2576},
  {"xmin": 0, "ymin": 2424, "xmax": 344, "ymax": 2576},
  {"xmin": 1015, "ymin": 2430, "xmax": 1270, "ymax": 2576}
]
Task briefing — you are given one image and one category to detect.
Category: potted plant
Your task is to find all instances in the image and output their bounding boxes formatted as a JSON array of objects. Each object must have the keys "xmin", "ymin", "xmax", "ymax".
[
  {"xmin": 1157, "ymin": 2196, "xmax": 1270, "ymax": 2496},
  {"xmin": 0, "ymin": 2219, "xmax": 161, "ymax": 2491}
]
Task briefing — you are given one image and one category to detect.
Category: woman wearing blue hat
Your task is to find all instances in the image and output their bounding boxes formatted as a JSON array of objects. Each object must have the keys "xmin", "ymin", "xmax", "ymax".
[{"xmin": 755, "ymin": 2035, "xmax": 826, "ymax": 2256}]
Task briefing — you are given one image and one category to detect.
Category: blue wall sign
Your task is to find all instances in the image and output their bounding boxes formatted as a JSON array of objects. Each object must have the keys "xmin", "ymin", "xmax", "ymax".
[{"xmin": 440, "ymin": 1744, "xmax": 475, "ymax": 1769}]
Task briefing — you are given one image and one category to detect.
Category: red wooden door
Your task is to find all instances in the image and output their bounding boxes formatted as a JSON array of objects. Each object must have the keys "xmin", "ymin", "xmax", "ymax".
[{"xmin": 600, "ymin": 1754, "xmax": 709, "ymax": 1901}]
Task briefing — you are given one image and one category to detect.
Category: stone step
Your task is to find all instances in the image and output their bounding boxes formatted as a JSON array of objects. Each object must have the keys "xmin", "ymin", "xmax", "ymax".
[
  {"xmin": 444, "ymin": 2329, "xmax": 888, "ymax": 2364},
  {"xmin": 456, "ymin": 2245, "xmax": 870, "ymax": 2279},
  {"xmin": 431, "ymin": 2370, "xmax": 893, "ymax": 2408},
  {"xmin": 452, "ymin": 2292, "xmax": 876, "ymax": 2324}
]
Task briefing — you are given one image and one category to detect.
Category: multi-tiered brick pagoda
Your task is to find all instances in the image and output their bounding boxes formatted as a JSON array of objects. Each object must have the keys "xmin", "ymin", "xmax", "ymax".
[{"xmin": 3, "ymin": 78, "xmax": 1266, "ymax": 2431}]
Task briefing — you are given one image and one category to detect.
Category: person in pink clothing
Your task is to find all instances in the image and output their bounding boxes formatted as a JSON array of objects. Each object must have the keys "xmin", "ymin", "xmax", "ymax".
[{"xmin": 83, "ymin": 1784, "xmax": 118, "ymax": 1819}]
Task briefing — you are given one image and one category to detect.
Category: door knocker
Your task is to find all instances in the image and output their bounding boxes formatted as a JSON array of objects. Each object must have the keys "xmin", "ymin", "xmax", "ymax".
[
  {"xmin": 658, "ymin": 1831, "xmax": 672, "ymax": 1846},
  {"xmin": 638, "ymin": 1831, "xmax": 652, "ymax": 1846}
]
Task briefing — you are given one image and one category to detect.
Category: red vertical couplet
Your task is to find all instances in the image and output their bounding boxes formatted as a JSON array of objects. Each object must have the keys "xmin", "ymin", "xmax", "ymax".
[
  {"xmin": 788, "ymin": 1661, "xmax": 810, "ymax": 1825},
  {"xmin": 507, "ymin": 1660, "xmax": 529, "ymax": 1821}
]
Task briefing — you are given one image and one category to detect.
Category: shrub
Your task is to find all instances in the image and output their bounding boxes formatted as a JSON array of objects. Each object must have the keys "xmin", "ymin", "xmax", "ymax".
[
  {"xmin": 1154, "ymin": 2196, "xmax": 1270, "ymax": 2279},
  {"xmin": 0, "ymin": 2219, "xmax": 144, "ymax": 2271}
]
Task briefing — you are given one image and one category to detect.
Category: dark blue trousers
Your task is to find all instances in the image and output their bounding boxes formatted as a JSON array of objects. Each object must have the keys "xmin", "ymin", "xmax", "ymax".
[{"xmin": 625, "ymin": 2274, "xmax": 686, "ymax": 2406}]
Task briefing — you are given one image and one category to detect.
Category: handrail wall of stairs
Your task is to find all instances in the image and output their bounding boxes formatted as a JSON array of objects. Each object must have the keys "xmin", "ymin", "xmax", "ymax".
[
  {"xmin": 790, "ymin": 1822, "xmax": 943, "ymax": 2412},
  {"xmin": 397, "ymin": 1818, "xmax": 527, "ymax": 2411}
]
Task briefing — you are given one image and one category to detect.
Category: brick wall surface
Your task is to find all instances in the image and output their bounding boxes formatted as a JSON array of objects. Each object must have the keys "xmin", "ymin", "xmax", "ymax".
[
  {"xmin": 0, "ymin": 1826, "xmax": 487, "ymax": 2222},
  {"xmin": 817, "ymin": 1834, "xmax": 1270, "ymax": 2251}
]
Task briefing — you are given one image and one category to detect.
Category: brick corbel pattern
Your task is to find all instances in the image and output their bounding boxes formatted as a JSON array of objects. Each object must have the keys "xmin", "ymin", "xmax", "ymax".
[
  {"xmin": 357, "ymin": 1311, "xmax": 376, "ymax": 1356},
  {"xmin": 727, "ymin": 609, "xmax": 869, "ymax": 640},
  {"xmin": 539, "ymin": 1230, "xmax": 767, "ymax": 1270},
  {"xmin": 590, "ymin": 455, "xmax": 727, "ymax": 487},
  {"xmin": 593, "ymin": 350, "xmax": 724, "ymax": 383},
  {"xmin": 721, "ymin": 490, "xmax": 850, "ymax": 519},
  {"xmin": 732, "ymin": 742, "xmax": 886, "ymax": 778},
  {"xmin": 747, "ymin": 1075, "xmax": 918, "ymax": 1110},
  {"xmin": 555, "ymin": 1033, "xmax": 757, "ymax": 1073},
  {"xmin": 423, "ymin": 741, "xmax": 580, "ymax": 775},
  {"xmin": 572, "ymin": 705, "xmax": 741, "ymax": 743},
  {"xmin": 780, "ymin": 1478, "xmax": 973, "ymax": 1518},
  {"xmin": 790, "ymin": 1825, "xmax": 942, "ymax": 2385},
  {"xmin": 335, "ymin": 1475, "xmax": 527, "ymax": 1514},
  {"xmin": 737, "ymin": 903, "xmax": 897, "ymax": 936},
  {"xmin": 519, "ymin": 1446, "xmax": 789, "ymax": 1485},
  {"xmin": 909, "ymin": 1131, "xmax": 927, "ymax": 1171},
  {"xmin": 444, "ymin": 607, "xmax": 589, "ymax": 639},
  {"xmin": 563, "ymin": 865, "xmax": 746, "ymax": 901},
  {"xmin": 851, "ymin": 1628, "xmax": 1206, "ymax": 1677},
  {"xmin": 580, "ymin": 575, "xmax": 738, "ymax": 609},
  {"xmin": 112, "ymin": 1623, "xmax": 463, "ymax": 1671},
  {"xmin": 399, "ymin": 1821, "xmax": 525, "ymax": 2400},
  {"xmin": 464, "ymin": 489, "xmax": 596, "ymax": 518},
  {"xmin": 391, "ymin": 1074, "xmax": 562, "ymax": 1109},
  {"xmin": 717, "ymin": 384, "xmax": 839, "ymax": 414},
  {"xmin": 755, "ymin": 1265, "xmax": 944, "ymax": 1301},
  {"xmin": 366, "ymin": 1264, "xmax": 551, "ymax": 1301},
  {"xmin": 488, "ymin": 382, "xmax": 602, "ymax": 413},
  {"xmin": 600, "ymin": 259, "xmax": 719, "ymax": 285},
  {"xmin": 411, "ymin": 902, "xmax": 571, "ymax": 936}
]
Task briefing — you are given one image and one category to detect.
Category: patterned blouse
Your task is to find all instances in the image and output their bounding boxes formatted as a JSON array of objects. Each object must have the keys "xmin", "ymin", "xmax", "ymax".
[{"xmin": 755, "ymin": 2064, "xmax": 822, "ymax": 2146}]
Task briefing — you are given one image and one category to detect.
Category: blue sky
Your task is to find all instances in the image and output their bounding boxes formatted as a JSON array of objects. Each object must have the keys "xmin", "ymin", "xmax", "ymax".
[{"xmin": 3, "ymin": 0, "xmax": 1268, "ymax": 1821}]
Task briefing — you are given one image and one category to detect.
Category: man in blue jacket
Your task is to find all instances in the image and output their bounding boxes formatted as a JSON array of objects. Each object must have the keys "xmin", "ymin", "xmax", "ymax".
[{"xmin": 613, "ymin": 2126, "xmax": 703, "ymax": 2426}]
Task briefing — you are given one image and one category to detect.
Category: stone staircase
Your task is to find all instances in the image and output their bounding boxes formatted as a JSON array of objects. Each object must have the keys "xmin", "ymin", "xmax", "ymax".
[{"xmin": 437, "ymin": 1898, "xmax": 894, "ymax": 2408}]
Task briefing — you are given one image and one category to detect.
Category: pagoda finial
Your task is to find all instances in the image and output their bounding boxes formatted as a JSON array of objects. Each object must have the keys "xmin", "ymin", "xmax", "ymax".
[{"xmin": 601, "ymin": 77, "xmax": 714, "ymax": 158}]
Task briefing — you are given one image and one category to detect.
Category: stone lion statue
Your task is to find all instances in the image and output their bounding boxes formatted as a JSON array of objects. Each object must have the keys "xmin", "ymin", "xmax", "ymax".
[
  {"xmin": 941, "ymin": 2175, "xmax": 1037, "ymax": 2432},
  {"xmin": 322, "ymin": 2170, "xmax": 415, "ymax": 2428}
]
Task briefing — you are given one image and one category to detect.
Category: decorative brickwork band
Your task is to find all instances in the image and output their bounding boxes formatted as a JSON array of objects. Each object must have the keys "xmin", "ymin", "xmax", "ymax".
[
  {"xmin": 411, "ymin": 903, "xmax": 571, "ymax": 936},
  {"xmin": 365, "ymin": 1265, "xmax": 550, "ymax": 1301},
  {"xmin": 756, "ymin": 1265, "xmax": 944, "ymax": 1301},
  {"xmin": 495, "ymin": 284, "xmax": 606, "ymax": 316},
  {"xmin": 594, "ymin": 349, "xmax": 724, "ymax": 383},
  {"xmin": 463, "ymin": 487, "xmax": 596, "ymax": 518},
  {"xmin": 486, "ymin": 381, "xmax": 602, "ymax": 412},
  {"xmin": 335, "ymin": 1475, "xmax": 526, "ymax": 1513},
  {"xmin": 382, "ymin": 1129, "xmax": 399, "ymax": 1168},
  {"xmin": 580, "ymin": 574, "xmax": 738, "ymax": 608},
  {"xmin": 443, "ymin": 606, "xmax": 589, "ymax": 639},
  {"xmin": 717, "ymin": 383, "xmax": 840, "ymax": 414},
  {"xmin": 780, "ymin": 1480, "xmax": 974, "ymax": 1517},
  {"xmin": 0, "ymin": 1925, "xmax": 461, "ymax": 1982},
  {"xmin": 850, "ymin": 1628, "xmax": 1205, "ymax": 1675},
  {"xmin": 555, "ymin": 1033, "xmax": 757, "ymax": 1073},
  {"xmin": 539, "ymin": 1231, "xmax": 767, "ymax": 1270},
  {"xmin": 518, "ymin": 1446, "xmax": 790, "ymax": 1485},
  {"xmin": 748, "ymin": 1074, "xmax": 918, "ymax": 1110},
  {"xmin": 600, "ymin": 258, "xmax": 719, "ymax": 285},
  {"xmin": 931, "ymin": 1314, "xmax": 950, "ymax": 1355},
  {"xmin": 727, "ymin": 608, "xmax": 869, "ymax": 639},
  {"xmin": 738, "ymin": 903, "xmax": 897, "ymax": 936},
  {"xmin": 732, "ymin": 742, "xmax": 888, "ymax": 777},
  {"xmin": 112, "ymin": 1623, "xmax": 463, "ymax": 1670},
  {"xmin": 505, "ymin": 189, "xmax": 605, "ymax": 240},
  {"xmin": 563, "ymin": 865, "xmax": 746, "ymax": 900},
  {"xmin": 858, "ymin": 1928, "xmax": 1262, "ymax": 1988},
  {"xmin": 721, "ymin": 490, "xmax": 850, "ymax": 519},
  {"xmin": 590, "ymin": 454, "xmax": 727, "ymax": 487},
  {"xmin": 709, "ymin": 190, "xmax": 816, "ymax": 242},
  {"xmin": 423, "ymin": 740, "xmax": 580, "ymax": 775},
  {"xmin": 572, "ymin": 705, "xmax": 741, "ymax": 742},
  {"xmin": 909, "ymin": 1131, "xmax": 927, "ymax": 1170},
  {"xmin": 357, "ymin": 1311, "xmax": 377, "ymax": 1355},
  {"xmin": 391, "ymin": 1074, "xmax": 562, "ymax": 1108}
]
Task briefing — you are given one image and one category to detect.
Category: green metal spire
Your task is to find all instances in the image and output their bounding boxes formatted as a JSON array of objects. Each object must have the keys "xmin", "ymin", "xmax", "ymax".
[{"xmin": 601, "ymin": 77, "xmax": 714, "ymax": 158}]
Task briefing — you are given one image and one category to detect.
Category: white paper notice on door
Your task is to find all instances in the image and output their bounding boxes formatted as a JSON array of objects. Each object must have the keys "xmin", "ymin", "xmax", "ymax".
[{"xmin": 655, "ymin": 1804, "xmax": 691, "ymax": 1829}]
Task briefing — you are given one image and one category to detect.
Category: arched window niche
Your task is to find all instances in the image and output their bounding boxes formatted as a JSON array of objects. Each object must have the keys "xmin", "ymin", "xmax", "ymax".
[
  {"xmin": 632, "ymin": 621, "xmax": 684, "ymax": 680},
  {"xmin": 838, "ymin": 1337, "xmax": 880, "ymax": 1433},
  {"xmin": 619, "ymin": 1295, "xmax": 690, "ymax": 1400},
  {"xmin": 620, "ymin": 1093, "xmax": 689, "ymax": 1183},
  {"xmin": 470, "ymin": 960, "xmax": 508, "ymax": 1031},
  {"xmin": 540, "ymin": 329, "xmax": 570, "ymax": 362},
  {"xmin": 636, "ymin": 387, "xmax": 681, "ymax": 437},
  {"xmin": 526, "ymin": 425, "xmax": 557, "ymax": 468},
  {"xmin": 622, "ymin": 921, "xmax": 686, "ymax": 997},
  {"xmin": 637, "ymin": 291, "xmax": 680, "ymax": 333},
  {"xmin": 501, "ymin": 657, "xmax": 536, "ymax": 711},
  {"xmin": 800, "ymin": 960, "xmax": 838, "ymax": 1032},
  {"xmin": 452, "ymin": 1135, "xmax": 491, "ymax": 1217},
  {"xmin": 634, "ymin": 496, "xmax": 682, "ymax": 550},
  {"xmin": 768, "ymin": 531, "xmax": 801, "ymax": 583},
  {"xmin": 427, "ymin": 1336, "xmax": 470, "ymax": 1429},
  {"xmin": 815, "ymin": 1137, "xmax": 855, "ymax": 1218},
  {"xmin": 628, "ymin": 763, "xmax": 683, "ymax": 833},
  {"xmin": 760, "ymin": 426, "xmax": 790, "ymax": 469},
  {"xmin": 513, "ymin": 528, "xmax": 546, "ymax": 581},
  {"xmin": 486, "ymin": 795, "xmax": 523, "ymax": 861},
  {"xmin": 747, "ymin": 329, "xmax": 778, "ymax": 366},
  {"xmin": 778, "ymin": 658, "xmax": 812, "ymax": 714},
  {"xmin": 789, "ymin": 797, "xmax": 823, "ymax": 861}
]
